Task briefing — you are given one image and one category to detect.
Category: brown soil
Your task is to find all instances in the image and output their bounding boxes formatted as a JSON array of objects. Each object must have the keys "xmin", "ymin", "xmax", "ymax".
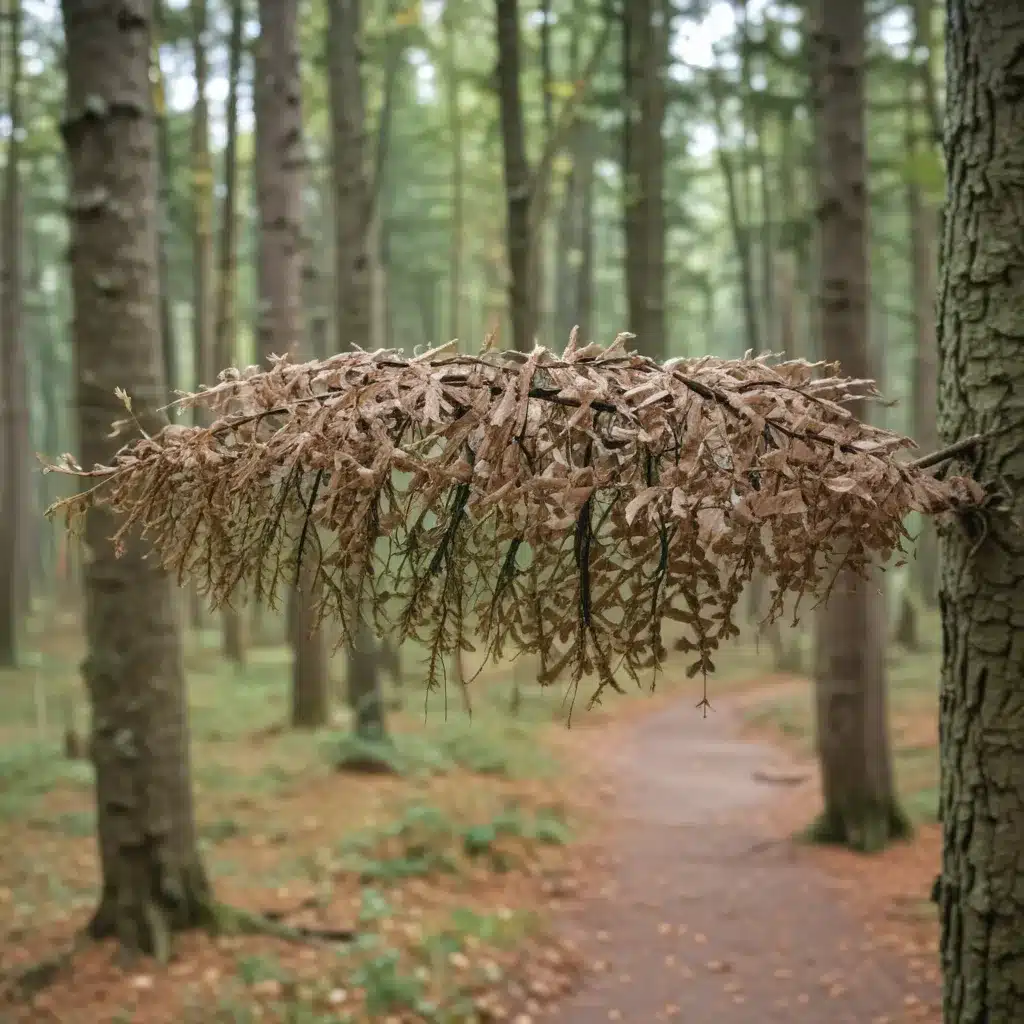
[{"xmin": 553, "ymin": 696, "xmax": 941, "ymax": 1023}]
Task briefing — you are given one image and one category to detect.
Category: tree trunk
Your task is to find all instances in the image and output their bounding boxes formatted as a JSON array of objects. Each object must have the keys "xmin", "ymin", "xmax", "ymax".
[
  {"xmin": 622, "ymin": 0, "xmax": 667, "ymax": 360},
  {"xmin": 807, "ymin": 0, "xmax": 907, "ymax": 852},
  {"xmin": 187, "ymin": 0, "xmax": 213, "ymax": 636},
  {"xmin": 60, "ymin": 0, "xmax": 213, "ymax": 957},
  {"xmin": 153, "ymin": 0, "xmax": 178, "ymax": 404},
  {"xmin": 443, "ymin": 0, "xmax": 463, "ymax": 342},
  {"xmin": 327, "ymin": 0, "xmax": 386, "ymax": 738},
  {"xmin": 936, "ymin": 4, "xmax": 1024, "ymax": 1019},
  {"xmin": 575, "ymin": 120, "xmax": 596, "ymax": 345},
  {"xmin": 555, "ymin": 0, "xmax": 594, "ymax": 346},
  {"xmin": 214, "ymin": 0, "xmax": 246, "ymax": 668},
  {"xmin": 255, "ymin": 0, "xmax": 330, "ymax": 728},
  {"xmin": 710, "ymin": 76, "xmax": 761, "ymax": 360},
  {"xmin": 0, "ymin": 0, "xmax": 30, "ymax": 666},
  {"xmin": 495, "ymin": 0, "xmax": 534, "ymax": 353},
  {"xmin": 905, "ymin": 83, "xmax": 940, "ymax": 608}
]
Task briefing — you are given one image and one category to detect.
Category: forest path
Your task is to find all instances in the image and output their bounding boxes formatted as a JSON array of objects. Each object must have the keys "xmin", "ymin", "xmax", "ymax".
[{"xmin": 554, "ymin": 695, "xmax": 940, "ymax": 1023}]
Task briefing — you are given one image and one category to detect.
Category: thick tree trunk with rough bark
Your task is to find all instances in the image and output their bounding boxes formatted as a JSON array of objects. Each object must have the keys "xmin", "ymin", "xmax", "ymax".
[
  {"xmin": 255, "ymin": 0, "xmax": 330, "ymax": 728},
  {"xmin": 936, "ymin": 4, "xmax": 1024, "ymax": 1020},
  {"xmin": 807, "ymin": 0, "xmax": 907, "ymax": 852},
  {"xmin": 60, "ymin": 0, "xmax": 213, "ymax": 956},
  {"xmin": 328, "ymin": 0, "xmax": 387, "ymax": 739}
]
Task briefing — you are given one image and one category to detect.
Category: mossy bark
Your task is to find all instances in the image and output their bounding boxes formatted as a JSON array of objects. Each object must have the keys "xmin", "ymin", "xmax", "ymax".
[{"xmin": 935, "ymin": 3, "xmax": 1024, "ymax": 1020}]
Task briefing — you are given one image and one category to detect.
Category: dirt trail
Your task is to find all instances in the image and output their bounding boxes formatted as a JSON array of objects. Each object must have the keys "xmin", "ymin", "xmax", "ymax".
[{"xmin": 556, "ymin": 697, "xmax": 940, "ymax": 1023}]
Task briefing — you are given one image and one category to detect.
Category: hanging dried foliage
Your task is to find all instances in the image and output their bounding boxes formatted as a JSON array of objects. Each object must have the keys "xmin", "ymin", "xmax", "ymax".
[{"xmin": 46, "ymin": 332, "xmax": 982, "ymax": 709}]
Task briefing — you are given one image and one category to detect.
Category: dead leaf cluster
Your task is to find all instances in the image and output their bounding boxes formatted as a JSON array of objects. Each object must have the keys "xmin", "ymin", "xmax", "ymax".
[{"xmin": 45, "ymin": 332, "xmax": 982, "ymax": 707}]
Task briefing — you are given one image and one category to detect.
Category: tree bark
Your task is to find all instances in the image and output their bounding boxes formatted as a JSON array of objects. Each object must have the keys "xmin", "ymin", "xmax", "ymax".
[
  {"xmin": 495, "ymin": 0, "xmax": 534, "ymax": 353},
  {"xmin": 554, "ymin": 0, "xmax": 595, "ymax": 346},
  {"xmin": 214, "ymin": 0, "xmax": 247, "ymax": 667},
  {"xmin": 622, "ymin": 0, "xmax": 668, "ymax": 359},
  {"xmin": 807, "ymin": 0, "xmax": 908, "ymax": 851},
  {"xmin": 60, "ymin": 0, "xmax": 213, "ymax": 956},
  {"xmin": 906, "ymin": 67, "xmax": 940, "ymax": 609},
  {"xmin": 0, "ymin": 0, "xmax": 30, "ymax": 666},
  {"xmin": 328, "ymin": 0, "xmax": 387, "ymax": 738},
  {"xmin": 443, "ymin": 0, "xmax": 464, "ymax": 342},
  {"xmin": 255, "ymin": 0, "xmax": 330, "ymax": 729},
  {"xmin": 936, "ymin": 4, "xmax": 1024, "ymax": 1019},
  {"xmin": 153, "ymin": 0, "xmax": 178, "ymax": 404}
]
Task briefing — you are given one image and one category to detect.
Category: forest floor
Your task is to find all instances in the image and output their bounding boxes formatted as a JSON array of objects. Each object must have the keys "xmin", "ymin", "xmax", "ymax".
[{"xmin": 0, "ymin": 610, "xmax": 943, "ymax": 1022}]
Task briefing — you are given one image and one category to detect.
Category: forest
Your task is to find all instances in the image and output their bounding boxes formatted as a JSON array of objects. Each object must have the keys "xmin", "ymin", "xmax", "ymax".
[{"xmin": 0, "ymin": 0, "xmax": 1021, "ymax": 1022}]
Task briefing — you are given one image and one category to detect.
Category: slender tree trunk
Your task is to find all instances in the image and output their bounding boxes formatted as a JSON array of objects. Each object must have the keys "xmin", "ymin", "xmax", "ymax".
[
  {"xmin": 187, "ymin": 0, "xmax": 213, "ymax": 634},
  {"xmin": 214, "ymin": 0, "xmax": 246, "ymax": 666},
  {"xmin": 906, "ymin": 85, "xmax": 940, "ymax": 609},
  {"xmin": 936, "ymin": 4, "xmax": 1024, "ymax": 1019},
  {"xmin": 575, "ymin": 120, "xmax": 596, "ymax": 345},
  {"xmin": 60, "ymin": 0, "xmax": 213, "ymax": 956},
  {"xmin": 0, "ymin": 0, "xmax": 30, "ymax": 666},
  {"xmin": 328, "ymin": 0, "xmax": 386, "ymax": 738},
  {"xmin": 443, "ymin": 0, "xmax": 463, "ymax": 342},
  {"xmin": 555, "ymin": 0, "xmax": 594, "ymax": 345},
  {"xmin": 533, "ymin": 0, "xmax": 552, "ymax": 342},
  {"xmin": 153, "ymin": 0, "xmax": 178, "ymax": 404},
  {"xmin": 444, "ymin": 0, "xmax": 463, "ymax": 342},
  {"xmin": 754, "ymin": 102, "xmax": 775, "ymax": 353},
  {"xmin": 710, "ymin": 77, "xmax": 761, "ymax": 359},
  {"xmin": 495, "ymin": 0, "xmax": 534, "ymax": 353},
  {"xmin": 255, "ymin": 0, "xmax": 330, "ymax": 728},
  {"xmin": 807, "ymin": 0, "xmax": 907, "ymax": 851},
  {"xmin": 622, "ymin": 0, "xmax": 667, "ymax": 359}
]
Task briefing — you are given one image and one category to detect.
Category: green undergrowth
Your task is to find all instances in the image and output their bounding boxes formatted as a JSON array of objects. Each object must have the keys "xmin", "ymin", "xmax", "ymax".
[
  {"xmin": 337, "ymin": 800, "xmax": 571, "ymax": 882},
  {"xmin": 181, "ymin": 902, "xmax": 544, "ymax": 1023},
  {"xmin": 329, "ymin": 715, "xmax": 555, "ymax": 780}
]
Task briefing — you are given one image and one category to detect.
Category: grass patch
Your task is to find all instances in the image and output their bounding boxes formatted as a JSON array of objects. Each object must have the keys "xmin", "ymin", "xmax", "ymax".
[
  {"xmin": 337, "ymin": 800, "xmax": 572, "ymax": 883},
  {"xmin": 329, "ymin": 716, "xmax": 555, "ymax": 781}
]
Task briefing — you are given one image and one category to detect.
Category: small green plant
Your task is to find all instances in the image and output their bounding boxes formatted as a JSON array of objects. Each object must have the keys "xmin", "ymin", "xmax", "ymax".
[
  {"xmin": 340, "ymin": 800, "xmax": 572, "ymax": 883},
  {"xmin": 353, "ymin": 946, "xmax": 426, "ymax": 1017},
  {"xmin": 235, "ymin": 952, "xmax": 287, "ymax": 986}
]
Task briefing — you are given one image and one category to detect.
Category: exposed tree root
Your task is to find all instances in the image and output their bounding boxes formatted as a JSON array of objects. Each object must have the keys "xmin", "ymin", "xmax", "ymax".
[{"xmin": 802, "ymin": 801, "xmax": 913, "ymax": 853}]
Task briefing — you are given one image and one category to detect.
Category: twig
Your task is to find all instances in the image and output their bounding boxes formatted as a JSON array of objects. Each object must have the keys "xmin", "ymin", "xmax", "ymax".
[{"xmin": 909, "ymin": 433, "xmax": 987, "ymax": 470}]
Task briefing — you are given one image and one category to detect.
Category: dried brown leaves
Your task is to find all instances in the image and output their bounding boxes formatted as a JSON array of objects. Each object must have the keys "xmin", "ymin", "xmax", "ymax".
[{"xmin": 46, "ymin": 333, "xmax": 981, "ymax": 706}]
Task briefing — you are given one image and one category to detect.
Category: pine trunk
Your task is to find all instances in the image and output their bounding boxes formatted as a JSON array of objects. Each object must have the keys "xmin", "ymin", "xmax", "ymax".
[
  {"xmin": 328, "ymin": 0, "xmax": 386, "ymax": 738},
  {"xmin": 213, "ymin": 0, "xmax": 246, "ymax": 668},
  {"xmin": 255, "ymin": 0, "xmax": 330, "ymax": 728},
  {"xmin": 936, "ymin": 3, "xmax": 1024, "ymax": 1019},
  {"xmin": 622, "ymin": 0, "xmax": 667, "ymax": 360},
  {"xmin": 494, "ymin": 0, "xmax": 534, "ymax": 353},
  {"xmin": 0, "ymin": 0, "xmax": 30, "ymax": 666},
  {"xmin": 807, "ymin": 0, "xmax": 907, "ymax": 852},
  {"xmin": 60, "ymin": 0, "xmax": 212, "ymax": 956}
]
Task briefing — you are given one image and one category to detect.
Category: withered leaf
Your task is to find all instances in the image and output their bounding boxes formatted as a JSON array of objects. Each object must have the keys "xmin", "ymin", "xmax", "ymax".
[{"xmin": 44, "ymin": 343, "xmax": 981, "ymax": 704}]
